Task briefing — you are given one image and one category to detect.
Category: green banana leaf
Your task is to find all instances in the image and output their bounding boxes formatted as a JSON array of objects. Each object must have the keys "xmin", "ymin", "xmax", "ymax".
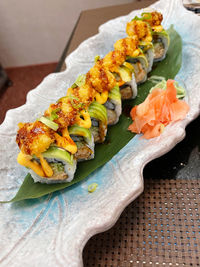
[{"xmin": 8, "ymin": 25, "xmax": 182, "ymax": 202}]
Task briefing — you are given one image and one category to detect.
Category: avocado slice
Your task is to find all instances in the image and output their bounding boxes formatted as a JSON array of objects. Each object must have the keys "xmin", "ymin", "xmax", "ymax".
[
  {"xmin": 118, "ymin": 66, "xmax": 132, "ymax": 83},
  {"xmin": 153, "ymin": 30, "xmax": 170, "ymax": 47},
  {"xmin": 108, "ymin": 85, "xmax": 121, "ymax": 102},
  {"xmin": 39, "ymin": 116, "xmax": 59, "ymax": 131},
  {"xmin": 42, "ymin": 146, "xmax": 73, "ymax": 165},
  {"xmin": 71, "ymin": 74, "xmax": 86, "ymax": 88},
  {"xmin": 89, "ymin": 101, "xmax": 107, "ymax": 125},
  {"xmin": 126, "ymin": 53, "xmax": 148, "ymax": 69},
  {"xmin": 139, "ymin": 41, "xmax": 153, "ymax": 52},
  {"xmin": 69, "ymin": 125, "xmax": 92, "ymax": 140}
]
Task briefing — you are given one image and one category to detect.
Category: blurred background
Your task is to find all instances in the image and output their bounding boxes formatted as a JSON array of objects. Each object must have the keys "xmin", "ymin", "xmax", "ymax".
[
  {"xmin": 0, "ymin": 0, "xmax": 135, "ymax": 123},
  {"xmin": 0, "ymin": 0, "xmax": 134, "ymax": 68}
]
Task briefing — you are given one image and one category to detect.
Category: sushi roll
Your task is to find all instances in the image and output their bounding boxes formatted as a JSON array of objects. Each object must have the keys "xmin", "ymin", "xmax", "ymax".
[
  {"xmin": 69, "ymin": 125, "xmax": 95, "ymax": 161},
  {"xmin": 16, "ymin": 79, "xmax": 94, "ymax": 184},
  {"xmin": 15, "ymin": 9, "xmax": 169, "ymax": 185}
]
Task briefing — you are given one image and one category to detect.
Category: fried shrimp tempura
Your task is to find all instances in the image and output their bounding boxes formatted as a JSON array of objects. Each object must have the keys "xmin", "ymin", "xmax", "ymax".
[
  {"xmin": 142, "ymin": 11, "xmax": 163, "ymax": 27},
  {"xmin": 16, "ymin": 121, "xmax": 55, "ymax": 156},
  {"xmin": 102, "ymin": 50, "xmax": 126, "ymax": 73},
  {"xmin": 114, "ymin": 36, "xmax": 140, "ymax": 57},
  {"xmin": 126, "ymin": 20, "xmax": 152, "ymax": 42},
  {"xmin": 87, "ymin": 60, "xmax": 116, "ymax": 92}
]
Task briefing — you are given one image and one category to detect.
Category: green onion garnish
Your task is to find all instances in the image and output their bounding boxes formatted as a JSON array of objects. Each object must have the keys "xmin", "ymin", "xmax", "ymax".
[
  {"xmin": 88, "ymin": 183, "xmax": 98, "ymax": 193},
  {"xmin": 95, "ymin": 55, "xmax": 100, "ymax": 62},
  {"xmin": 39, "ymin": 116, "xmax": 59, "ymax": 131},
  {"xmin": 49, "ymin": 108, "xmax": 60, "ymax": 121}
]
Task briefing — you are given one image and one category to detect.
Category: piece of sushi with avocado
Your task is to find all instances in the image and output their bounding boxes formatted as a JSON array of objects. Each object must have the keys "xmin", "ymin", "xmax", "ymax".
[
  {"xmin": 29, "ymin": 146, "xmax": 77, "ymax": 184},
  {"xmin": 69, "ymin": 125, "xmax": 94, "ymax": 161},
  {"xmin": 88, "ymin": 101, "xmax": 107, "ymax": 143}
]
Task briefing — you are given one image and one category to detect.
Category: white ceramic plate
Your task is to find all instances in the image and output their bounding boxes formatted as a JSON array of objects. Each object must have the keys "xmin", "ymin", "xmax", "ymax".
[{"xmin": 0, "ymin": 0, "xmax": 200, "ymax": 266}]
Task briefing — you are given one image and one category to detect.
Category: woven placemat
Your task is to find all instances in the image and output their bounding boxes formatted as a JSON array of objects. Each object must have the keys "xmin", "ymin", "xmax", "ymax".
[{"xmin": 83, "ymin": 178, "xmax": 200, "ymax": 266}]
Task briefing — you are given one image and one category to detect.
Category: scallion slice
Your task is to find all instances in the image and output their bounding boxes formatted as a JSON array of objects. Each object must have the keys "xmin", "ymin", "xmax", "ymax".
[{"xmin": 39, "ymin": 116, "xmax": 59, "ymax": 131}]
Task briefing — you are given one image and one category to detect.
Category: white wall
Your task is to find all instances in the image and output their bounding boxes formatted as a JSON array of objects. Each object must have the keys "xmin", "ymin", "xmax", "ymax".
[{"xmin": 0, "ymin": 0, "xmax": 133, "ymax": 67}]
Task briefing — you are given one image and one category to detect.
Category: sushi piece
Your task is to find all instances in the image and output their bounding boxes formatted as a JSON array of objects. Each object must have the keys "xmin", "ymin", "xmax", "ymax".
[
  {"xmin": 69, "ymin": 125, "xmax": 95, "ymax": 161},
  {"xmin": 88, "ymin": 101, "xmax": 108, "ymax": 143},
  {"xmin": 119, "ymin": 78, "xmax": 137, "ymax": 100},
  {"xmin": 29, "ymin": 147, "xmax": 77, "ymax": 184},
  {"xmin": 114, "ymin": 37, "xmax": 148, "ymax": 84},
  {"xmin": 91, "ymin": 54, "xmax": 131, "ymax": 124},
  {"xmin": 141, "ymin": 11, "xmax": 170, "ymax": 62},
  {"xmin": 126, "ymin": 19, "xmax": 154, "ymax": 72},
  {"xmin": 151, "ymin": 30, "xmax": 170, "ymax": 62},
  {"xmin": 16, "ymin": 121, "xmax": 77, "ymax": 184},
  {"xmin": 102, "ymin": 50, "xmax": 137, "ymax": 101},
  {"xmin": 139, "ymin": 42, "xmax": 154, "ymax": 73},
  {"xmin": 104, "ymin": 85, "xmax": 122, "ymax": 125},
  {"xmin": 125, "ymin": 50, "xmax": 148, "ymax": 84},
  {"xmin": 87, "ymin": 55, "xmax": 120, "ymax": 125},
  {"xmin": 116, "ymin": 64, "xmax": 137, "ymax": 100}
]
